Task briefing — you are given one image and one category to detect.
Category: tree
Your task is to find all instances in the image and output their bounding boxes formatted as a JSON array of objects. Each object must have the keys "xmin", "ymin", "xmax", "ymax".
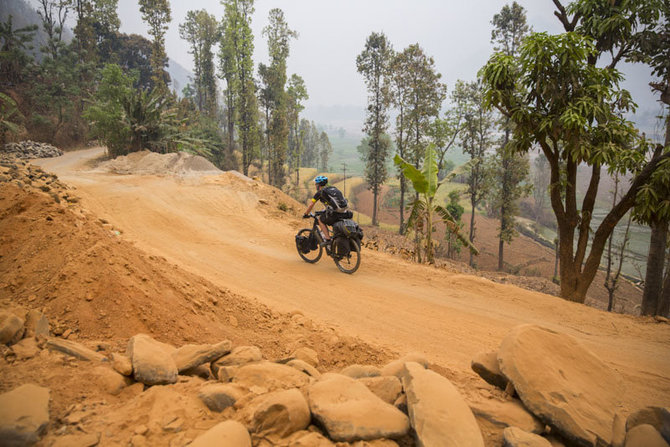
[
  {"xmin": 628, "ymin": 1, "xmax": 670, "ymax": 317},
  {"xmin": 444, "ymin": 190, "xmax": 465, "ymax": 259},
  {"xmin": 391, "ymin": 44, "xmax": 446, "ymax": 233},
  {"xmin": 318, "ymin": 131, "xmax": 332, "ymax": 171},
  {"xmin": 101, "ymin": 32, "xmax": 153, "ymax": 90},
  {"xmin": 287, "ymin": 73, "xmax": 308, "ymax": 183},
  {"xmin": 456, "ymin": 79, "xmax": 494, "ymax": 268},
  {"xmin": 357, "ymin": 32, "xmax": 393, "ymax": 226},
  {"xmin": 262, "ymin": 8, "xmax": 297, "ymax": 187},
  {"xmin": 180, "ymin": 10, "xmax": 219, "ymax": 115},
  {"xmin": 138, "ymin": 0, "xmax": 171, "ymax": 91},
  {"xmin": 481, "ymin": 31, "xmax": 669, "ymax": 302},
  {"xmin": 0, "ymin": 92, "xmax": 24, "ymax": 144},
  {"xmin": 604, "ymin": 174, "xmax": 632, "ymax": 312},
  {"xmin": 426, "ymin": 109, "xmax": 463, "ymax": 179},
  {"xmin": 394, "ymin": 144, "xmax": 477, "ymax": 264},
  {"xmin": 0, "ymin": 16, "xmax": 37, "ymax": 85},
  {"xmin": 490, "ymin": 1, "xmax": 532, "ymax": 271},
  {"xmin": 36, "ymin": 0, "xmax": 70, "ymax": 60}
]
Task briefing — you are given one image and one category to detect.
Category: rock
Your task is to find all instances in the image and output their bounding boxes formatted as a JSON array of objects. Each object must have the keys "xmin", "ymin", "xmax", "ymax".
[
  {"xmin": 2, "ymin": 141, "xmax": 63, "ymax": 159},
  {"xmin": 613, "ymin": 411, "xmax": 627, "ymax": 447},
  {"xmin": 401, "ymin": 362, "xmax": 484, "ymax": 447},
  {"xmin": 211, "ymin": 345, "xmax": 262, "ymax": 377},
  {"xmin": 285, "ymin": 430, "xmax": 336, "ymax": 446},
  {"xmin": 291, "ymin": 347, "xmax": 319, "ymax": 367},
  {"xmin": 232, "ymin": 361, "xmax": 310, "ymax": 392},
  {"xmin": 111, "ymin": 353, "xmax": 133, "ymax": 376},
  {"xmin": 188, "ymin": 420, "xmax": 251, "ymax": 447},
  {"xmin": 91, "ymin": 366, "xmax": 131, "ymax": 395},
  {"xmin": 348, "ymin": 441, "xmax": 399, "ymax": 447},
  {"xmin": 216, "ymin": 365, "xmax": 238, "ymax": 383},
  {"xmin": 240, "ymin": 388, "xmax": 311, "ymax": 437},
  {"xmin": 51, "ymin": 432, "xmax": 101, "ymax": 447},
  {"xmin": 198, "ymin": 384, "xmax": 246, "ymax": 412},
  {"xmin": 0, "ymin": 311, "xmax": 25, "ymax": 345},
  {"xmin": 11, "ymin": 337, "xmax": 40, "ymax": 360},
  {"xmin": 471, "ymin": 351, "xmax": 508, "ymax": 390},
  {"xmin": 340, "ymin": 364, "xmax": 381, "ymax": 379},
  {"xmin": 182, "ymin": 364, "xmax": 212, "ymax": 380},
  {"xmin": 498, "ymin": 325, "xmax": 622, "ymax": 447},
  {"xmin": 470, "ymin": 398, "xmax": 544, "ymax": 434},
  {"xmin": 626, "ymin": 407, "xmax": 670, "ymax": 441},
  {"xmin": 394, "ymin": 394, "xmax": 407, "ymax": 414},
  {"xmin": 307, "ymin": 373, "xmax": 409, "ymax": 442},
  {"xmin": 625, "ymin": 424, "xmax": 669, "ymax": 447},
  {"xmin": 380, "ymin": 353, "xmax": 428, "ymax": 378},
  {"xmin": 0, "ymin": 384, "xmax": 50, "ymax": 445},
  {"xmin": 502, "ymin": 427, "xmax": 552, "ymax": 447},
  {"xmin": 24, "ymin": 310, "xmax": 49, "ymax": 338},
  {"xmin": 172, "ymin": 340, "xmax": 232, "ymax": 373},
  {"xmin": 127, "ymin": 334, "xmax": 178, "ymax": 386},
  {"xmin": 287, "ymin": 359, "xmax": 321, "ymax": 378},
  {"xmin": 46, "ymin": 338, "xmax": 105, "ymax": 362},
  {"xmin": 358, "ymin": 376, "xmax": 402, "ymax": 405}
]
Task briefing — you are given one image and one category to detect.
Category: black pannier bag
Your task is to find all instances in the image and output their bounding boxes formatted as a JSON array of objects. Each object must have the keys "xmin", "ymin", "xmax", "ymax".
[
  {"xmin": 295, "ymin": 235, "xmax": 311, "ymax": 254},
  {"xmin": 333, "ymin": 237, "xmax": 351, "ymax": 257},
  {"xmin": 333, "ymin": 219, "xmax": 364, "ymax": 241},
  {"xmin": 308, "ymin": 231, "xmax": 318, "ymax": 250}
]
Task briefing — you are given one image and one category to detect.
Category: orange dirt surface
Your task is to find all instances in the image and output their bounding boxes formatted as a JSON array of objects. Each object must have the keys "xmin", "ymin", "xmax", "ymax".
[{"xmin": 1, "ymin": 147, "xmax": 669, "ymax": 444}]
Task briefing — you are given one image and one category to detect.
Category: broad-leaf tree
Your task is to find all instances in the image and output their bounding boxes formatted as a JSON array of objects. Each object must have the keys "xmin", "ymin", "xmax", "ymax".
[
  {"xmin": 394, "ymin": 144, "xmax": 477, "ymax": 264},
  {"xmin": 481, "ymin": 31, "xmax": 669, "ymax": 302},
  {"xmin": 357, "ymin": 31, "xmax": 393, "ymax": 226},
  {"xmin": 391, "ymin": 44, "xmax": 446, "ymax": 233}
]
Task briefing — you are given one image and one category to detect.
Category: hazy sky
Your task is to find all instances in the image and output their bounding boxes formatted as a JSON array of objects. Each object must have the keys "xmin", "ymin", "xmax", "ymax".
[{"xmin": 112, "ymin": 1, "xmax": 661, "ymax": 132}]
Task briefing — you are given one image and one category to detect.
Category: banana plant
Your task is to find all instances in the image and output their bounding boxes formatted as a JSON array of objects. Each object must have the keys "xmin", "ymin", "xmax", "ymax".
[{"xmin": 394, "ymin": 143, "xmax": 478, "ymax": 264}]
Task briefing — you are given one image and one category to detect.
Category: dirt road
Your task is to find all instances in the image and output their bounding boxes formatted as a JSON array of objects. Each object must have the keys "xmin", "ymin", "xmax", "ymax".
[{"xmin": 36, "ymin": 148, "xmax": 670, "ymax": 412}]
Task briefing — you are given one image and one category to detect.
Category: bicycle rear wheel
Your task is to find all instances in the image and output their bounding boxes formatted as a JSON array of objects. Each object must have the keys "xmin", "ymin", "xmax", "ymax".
[
  {"xmin": 296, "ymin": 229, "xmax": 322, "ymax": 263},
  {"xmin": 334, "ymin": 238, "xmax": 361, "ymax": 274}
]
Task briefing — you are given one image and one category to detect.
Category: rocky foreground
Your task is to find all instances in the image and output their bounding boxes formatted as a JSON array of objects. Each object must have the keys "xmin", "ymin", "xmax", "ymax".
[
  {"xmin": 2, "ymin": 141, "xmax": 64, "ymax": 159},
  {"xmin": 1, "ymin": 307, "xmax": 668, "ymax": 447}
]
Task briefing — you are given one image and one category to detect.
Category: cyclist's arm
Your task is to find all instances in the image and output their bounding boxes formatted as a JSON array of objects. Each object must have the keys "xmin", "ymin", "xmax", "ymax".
[{"xmin": 304, "ymin": 198, "xmax": 317, "ymax": 216}]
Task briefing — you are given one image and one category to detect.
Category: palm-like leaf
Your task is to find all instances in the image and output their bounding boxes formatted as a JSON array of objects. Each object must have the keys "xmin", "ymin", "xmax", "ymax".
[{"xmin": 394, "ymin": 154, "xmax": 428, "ymax": 194}]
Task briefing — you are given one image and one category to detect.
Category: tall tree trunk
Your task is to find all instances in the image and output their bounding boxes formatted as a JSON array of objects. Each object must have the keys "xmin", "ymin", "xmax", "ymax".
[
  {"xmin": 642, "ymin": 220, "xmax": 668, "ymax": 315},
  {"xmin": 498, "ymin": 237, "xmax": 505, "ymax": 271},
  {"xmin": 469, "ymin": 201, "xmax": 476, "ymax": 267},
  {"xmin": 658, "ymin": 251, "xmax": 670, "ymax": 317},
  {"xmin": 372, "ymin": 185, "xmax": 378, "ymax": 227},
  {"xmin": 399, "ymin": 178, "xmax": 405, "ymax": 234}
]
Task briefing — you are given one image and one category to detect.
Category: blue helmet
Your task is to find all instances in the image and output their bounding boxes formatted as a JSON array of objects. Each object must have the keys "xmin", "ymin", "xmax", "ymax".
[{"xmin": 314, "ymin": 175, "xmax": 328, "ymax": 186}]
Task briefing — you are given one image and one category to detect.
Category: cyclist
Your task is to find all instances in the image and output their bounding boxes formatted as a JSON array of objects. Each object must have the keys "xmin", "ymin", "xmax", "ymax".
[{"xmin": 303, "ymin": 175, "xmax": 351, "ymax": 246}]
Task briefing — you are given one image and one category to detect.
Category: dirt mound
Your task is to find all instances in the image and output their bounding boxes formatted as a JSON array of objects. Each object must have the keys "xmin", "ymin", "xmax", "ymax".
[{"xmin": 97, "ymin": 150, "xmax": 221, "ymax": 176}]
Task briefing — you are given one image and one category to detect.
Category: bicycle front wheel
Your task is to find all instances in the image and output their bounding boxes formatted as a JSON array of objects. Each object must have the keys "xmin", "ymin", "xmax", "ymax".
[
  {"xmin": 334, "ymin": 238, "xmax": 361, "ymax": 274},
  {"xmin": 296, "ymin": 229, "xmax": 322, "ymax": 263}
]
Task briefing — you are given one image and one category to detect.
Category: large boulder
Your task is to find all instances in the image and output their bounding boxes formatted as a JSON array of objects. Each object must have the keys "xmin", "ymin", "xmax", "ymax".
[
  {"xmin": 46, "ymin": 338, "xmax": 105, "ymax": 362},
  {"xmin": 11, "ymin": 337, "xmax": 40, "ymax": 360},
  {"xmin": 127, "ymin": 334, "xmax": 178, "ymax": 386},
  {"xmin": 625, "ymin": 424, "xmax": 669, "ymax": 447},
  {"xmin": 470, "ymin": 398, "xmax": 544, "ymax": 434},
  {"xmin": 626, "ymin": 407, "xmax": 670, "ymax": 442},
  {"xmin": 471, "ymin": 351, "xmax": 508, "ymax": 390},
  {"xmin": 91, "ymin": 366, "xmax": 132, "ymax": 395},
  {"xmin": 0, "ymin": 311, "xmax": 25, "ymax": 345},
  {"xmin": 188, "ymin": 420, "xmax": 251, "ymax": 447},
  {"xmin": 401, "ymin": 362, "xmax": 484, "ymax": 447},
  {"xmin": 239, "ymin": 388, "xmax": 311, "ymax": 437},
  {"xmin": 498, "ymin": 325, "xmax": 622, "ymax": 447},
  {"xmin": 232, "ymin": 361, "xmax": 310, "ymax": 392},
  {"xmin": 307, "ymin": 373, "xmax": 409, "ymax": 442},
  {"xmin": 172, "ymin": 340, "xmax": 232, "ymax": 373},
  {"xmin": 0, "ymin": 384, "xmax": 50, "ymax": 445},
  {"xmin": 502, "ymin": 427, "xmax": 552, "ymax": 447}
]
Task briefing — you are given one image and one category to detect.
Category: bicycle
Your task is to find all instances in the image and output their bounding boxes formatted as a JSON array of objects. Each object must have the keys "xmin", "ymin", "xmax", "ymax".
[{"xmin": 295, "ymin": 211, "xmax": 363, "ymax": 274}]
